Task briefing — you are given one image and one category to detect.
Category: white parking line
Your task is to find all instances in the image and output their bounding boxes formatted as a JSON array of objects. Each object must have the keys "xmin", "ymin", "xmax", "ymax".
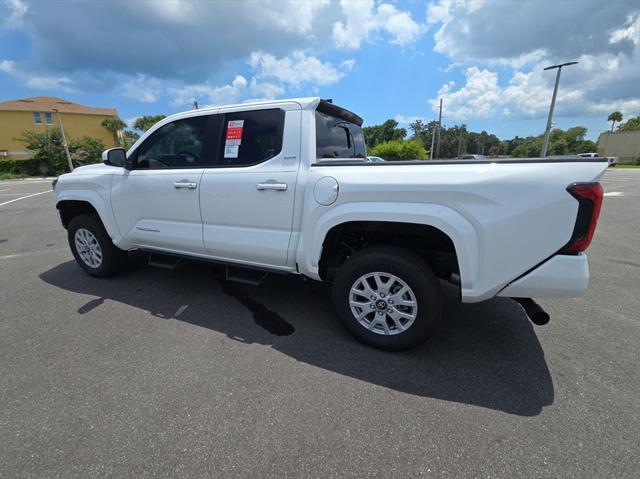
[
  {"xmin": 0, "ymin": 249, "xmax": 68, "ymax": 260},
  {"xmin": 603, "ymin": 192, "xmax": 624, "ymax": 197},
  {"xmin": 0, "ymin": 190, "xmax": 51, "ymax": 207}
]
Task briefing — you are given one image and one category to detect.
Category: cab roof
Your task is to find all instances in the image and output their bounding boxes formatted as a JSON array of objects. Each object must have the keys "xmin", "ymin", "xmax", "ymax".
[{"xmin": 171, "ymin": 97, "xmax": 363, "ymax": 126}]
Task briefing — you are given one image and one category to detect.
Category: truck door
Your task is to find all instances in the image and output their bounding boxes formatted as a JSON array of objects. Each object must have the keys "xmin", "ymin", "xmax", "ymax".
[
  {"xmin": 199, "ymin": 106, "xmax": 301, "ymax": 268},
  {"xmin": 111, "ymin": 114, "xmax": 216, "ymax": 255}
]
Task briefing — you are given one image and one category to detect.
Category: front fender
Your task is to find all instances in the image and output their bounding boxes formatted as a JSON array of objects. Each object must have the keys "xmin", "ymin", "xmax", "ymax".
[
  {"xmin": 296, "ymin": 201, "xmax": 480, "ymax": 296},
  {"xmin": 55, "ymin": 189, "xmax": 122, "ymax": 245}
]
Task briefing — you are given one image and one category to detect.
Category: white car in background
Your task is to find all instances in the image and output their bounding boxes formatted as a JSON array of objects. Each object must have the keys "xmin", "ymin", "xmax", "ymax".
[{"xmin": 578, "ymin": 152, "xmax": 618, "ymax": 167}]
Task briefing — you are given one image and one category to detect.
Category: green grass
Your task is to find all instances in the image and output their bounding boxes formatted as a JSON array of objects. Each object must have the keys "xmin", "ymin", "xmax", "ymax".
[
  {"xmin": 0, "ymin": 172, "xmax": 27, "ymax": 180},
  {"xmin": 612, "ymin": 164, "xmax": 640, "ymax": 168}
]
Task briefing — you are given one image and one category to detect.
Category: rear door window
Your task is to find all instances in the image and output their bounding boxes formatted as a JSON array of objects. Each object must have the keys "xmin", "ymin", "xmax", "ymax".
[
  {"xmin": 315, "ymin": 111, "xmax": 366, "ymax": 159},
  {"xmin": 216, "ymin": 109, "xmax": 285, "ymax": 167}
]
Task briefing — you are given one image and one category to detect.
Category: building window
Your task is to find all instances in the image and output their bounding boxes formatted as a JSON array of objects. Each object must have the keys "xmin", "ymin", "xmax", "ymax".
[
  {"xmin": 33, "ymin": 112, "xmax": 42, "ymax": 124},
  {"xmin": 45, "ymin": 112, "xmax": 53, "ymax": 125}
]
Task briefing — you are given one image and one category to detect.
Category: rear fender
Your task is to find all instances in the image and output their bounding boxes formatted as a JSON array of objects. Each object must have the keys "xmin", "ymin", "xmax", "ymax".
[{"xmin": 297, "ymin": 201, "xmax": 479, "ymax": 294}]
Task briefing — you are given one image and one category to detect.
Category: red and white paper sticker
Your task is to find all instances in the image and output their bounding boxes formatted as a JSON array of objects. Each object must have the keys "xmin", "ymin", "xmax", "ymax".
[{"xmin": 225, "ymin": 120, "xmax": 244, "ymax": 143}]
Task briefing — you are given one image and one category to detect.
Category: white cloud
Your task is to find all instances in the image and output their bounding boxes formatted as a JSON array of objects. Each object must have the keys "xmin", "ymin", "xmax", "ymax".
[
  {"xmin": 394, "ymin": 114, "xmax": 428, "ymax": 125},
  {"xmin": 168, "ymin": 50, "xmax": 352, "ymax": 107},
  {"xmin": 0, "ymin": 0, "xmax": 27, "ymax": 28},
  {"xmin": 430, "ymin": 60, "xmax": 640, "ymax": 122},
  {"xmin": 0, "ymin": 59, "xmax": 17, "ymax": 75},
  {"xmin": 125, "ymin": 116, "xmax": 141, "ymax": 128},
  {"xmin": 25, "ymin": 75, "xmax": 73, "ymax": 91},
  {"xmin": 168, "ymin": 75, "xmax": 283, "ymax": 108},
  {"xmin": 610, "ymin": 13, "xmax": 640, "ymax": 45},
  {"xmin": 431, "ymin": 67, "xmax": 502, "ymax": 119},
  {"xmin": 341, "ymin": 59, "xmax": 356, "ymax": 71},
  {"xmin": 0, "ymin": 59, "xmax": 74, "ymax": 91},
  {"xmin": 426, "ymin": 0, "xmax": 640, "ymax": 122},
  {"xmin": 249, "ymin": 50, "xmax": 347, "ymax": 87},
  {"xmin": 122, "ymin": 74, "xmax": 161, "ymax": 103},
  {"xmin": 333, "ymin": 0, "xmax": 424, "ymax": 50}
]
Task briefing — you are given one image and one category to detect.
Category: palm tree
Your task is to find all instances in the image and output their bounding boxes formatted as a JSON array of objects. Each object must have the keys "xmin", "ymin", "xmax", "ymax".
[
  {"xmin": 607, "ymin": 111, "xmax": 623, "ymax": 132},
  {"xmin": 101, "ymin": 117, "xmax": 127, "ymax": 146}
]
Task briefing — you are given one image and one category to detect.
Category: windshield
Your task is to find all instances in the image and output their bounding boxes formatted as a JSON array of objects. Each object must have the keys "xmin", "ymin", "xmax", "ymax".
[{"xmin": 315, "ymin": 110, "xmax": 366, "ymax": 159}]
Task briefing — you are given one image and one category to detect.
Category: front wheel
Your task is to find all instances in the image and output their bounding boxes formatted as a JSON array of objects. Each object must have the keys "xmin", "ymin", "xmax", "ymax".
[
  {"xmin": 67, "ymin": 214, "xmax": 126, "ymax": 277},
  {"xmin": 331, "ymin": 246, "xmax": 443, "ymax": 351}
]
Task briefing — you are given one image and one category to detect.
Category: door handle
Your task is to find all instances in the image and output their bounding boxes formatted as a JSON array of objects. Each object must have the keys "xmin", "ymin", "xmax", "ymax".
[
  {"xmin": 256, "ymin": 182, "xmax": 288, "ymax": 191},
  {"xmin": 174, "ymin": 180, "xmax": 198, "ymax": 189}
]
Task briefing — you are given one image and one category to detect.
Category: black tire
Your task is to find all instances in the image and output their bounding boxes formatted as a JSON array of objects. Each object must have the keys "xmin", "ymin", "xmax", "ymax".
[
  {"xmin": 331, "ymin": 246, "xmax": 442, "ymax": 351},
  {"xmin": 67, "ymin": 213, "xmax": 126, "ymax": 278}
]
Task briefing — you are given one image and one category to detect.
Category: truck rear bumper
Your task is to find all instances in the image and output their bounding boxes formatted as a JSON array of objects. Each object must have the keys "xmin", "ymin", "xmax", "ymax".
[{"xmin": 497, "ymin": 253, "xmax": 589, "ymax": 298}]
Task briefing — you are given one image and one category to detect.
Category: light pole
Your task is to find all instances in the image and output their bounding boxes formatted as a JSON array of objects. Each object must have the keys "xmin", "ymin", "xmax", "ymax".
[
  {"xmin": 52, "ymin": 108, "xmax": 74, "ymax": 172},
  {"xmin": 540, "ymin": 61, "xmax": 578, "ymax": 157}
]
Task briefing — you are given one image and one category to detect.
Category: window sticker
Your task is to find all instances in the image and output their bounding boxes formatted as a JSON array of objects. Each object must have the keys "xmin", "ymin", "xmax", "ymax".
[
  {"xmin": 224, "ymin": 120, "xmax": 244, "ymax": 158},
  {"xmin": 224, "ymin": 145, "xmax": 239, "ymax": 158}
]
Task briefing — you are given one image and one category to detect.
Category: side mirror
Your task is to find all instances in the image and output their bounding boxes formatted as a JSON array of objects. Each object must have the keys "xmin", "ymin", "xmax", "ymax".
[{"xmin": 102, "ymin": 148, "xmax": 128, "ymax": 168}]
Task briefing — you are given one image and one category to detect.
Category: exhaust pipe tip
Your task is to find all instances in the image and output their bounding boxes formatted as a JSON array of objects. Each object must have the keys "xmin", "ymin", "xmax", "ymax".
[{"xmin": 513, "ymin": 298, "xmax": 550, "ymax": 325}]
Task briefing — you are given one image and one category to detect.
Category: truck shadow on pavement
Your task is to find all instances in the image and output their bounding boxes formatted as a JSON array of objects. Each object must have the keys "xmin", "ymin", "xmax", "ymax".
[{"xmin": 40, "ymin": 259, "xmax": 554, "ymax": 417}]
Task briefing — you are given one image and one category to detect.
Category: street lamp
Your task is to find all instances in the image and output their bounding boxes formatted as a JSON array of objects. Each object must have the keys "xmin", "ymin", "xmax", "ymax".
[
  {"xmin": 52, "ymin": 108, "xmax": 74, "ymax": 172},
  {"xmin": 540, "ymin": 61, "xmax": 578, "ymax": 157}
]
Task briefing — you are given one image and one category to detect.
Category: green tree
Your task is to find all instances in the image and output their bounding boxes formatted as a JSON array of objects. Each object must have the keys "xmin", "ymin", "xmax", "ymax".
[
  {"xmin": 617, "ymin": 116, "xmax": 640, "ymax": 132},
  {"xmin": 17, "ymin": 129, "xmax": 106, "ymax": 174},
  {"xmin": 607, "ymin": 111, "xmax": 623, "ymax": 132},
  {"xmin": 409, "ymin": 119, "xmax": 427, "ymax": 138},
  {"xmin": 101, "ymin": 116, "xmax": 127, "ymax": 146},
  {"xmin": 363, "ymin": 119, "xmax": 406, "ymax": 148},
  {"xmin": 121, "ymin": 130, "xmax": 140, "ymax": 150},
  {"xmin": 488, "ymin": 145, "xmax": 500, "ymax": 157},
  {"xmin": 70, "ymin": 136, "xmax": 105, "ymax": 165},
  {"xmin": 133, "ymin": 115, "xmax": 166, "ymax": 133},
  {"xmin": 17, "ymin": 128, "xmax": 69, "ymax": 174},
  {"xmin": 369, "ymin": 139, "xmax": 427, "ymax": 161}
]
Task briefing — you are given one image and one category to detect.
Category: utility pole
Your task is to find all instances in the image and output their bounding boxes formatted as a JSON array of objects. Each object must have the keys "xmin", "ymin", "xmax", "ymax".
[
  {"xmin": 429, "ymin": 116, "xmax": 436, "ymax": 160},
  {"xmin": 540, "ymin": 61, "xmax": 578, "ymax": 157},
  {"xmin": 436, "ymin": 98, "xmax": 442, "ymax": 159},
  {"xmin": 430, "ymin": 98, "xmax": 443, "ymax": 160},
  {"xmin": 457, "ymin": 123, "xmax": 466, "ymax": 158},
  {"xmin": 53, "ymin": 108, "xmax": 74, "ymax": 172}
]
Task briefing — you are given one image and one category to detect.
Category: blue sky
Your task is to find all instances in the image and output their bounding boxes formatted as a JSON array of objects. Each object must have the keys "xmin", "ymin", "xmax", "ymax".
[{"xmin": 1, "ymin": 0, "xmax": 639, "ymax": 140}]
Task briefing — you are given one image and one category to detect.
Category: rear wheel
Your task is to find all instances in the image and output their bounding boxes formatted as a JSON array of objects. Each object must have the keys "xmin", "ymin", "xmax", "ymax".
[
  {"xmin": 67, "ymin": 214, "xmax": 126, "ymax": 277},
  {"xmin": 331, "ymin": 246, "xmax": 442, "ymax": 350}
]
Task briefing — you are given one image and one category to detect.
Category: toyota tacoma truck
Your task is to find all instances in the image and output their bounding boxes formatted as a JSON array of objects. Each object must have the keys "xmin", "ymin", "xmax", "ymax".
[{"xmin": 53, "ymin": 98, "xmax": 606, "ymax": 350}]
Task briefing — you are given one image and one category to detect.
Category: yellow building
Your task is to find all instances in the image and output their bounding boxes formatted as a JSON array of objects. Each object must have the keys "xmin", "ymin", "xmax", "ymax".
[{"xmin": 0, "ymin": 96, "xmax": 120, "ymax": 159}]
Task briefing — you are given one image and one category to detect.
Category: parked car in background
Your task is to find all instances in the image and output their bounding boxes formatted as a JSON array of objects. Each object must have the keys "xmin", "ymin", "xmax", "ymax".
[
  {"xmin": 457, "ymin": 154, "xmax": 487, "ymax": 160},
  {"xmin": 366, "ymin": 156, "xmax": 385, "ymax": 163},
  {"xmin": 578, "ymin": 152, "xmax": 618, "ymax": 167},
  {"xmin": 53, "ymin": 97, "xmax": 607, "ymax": 350}
]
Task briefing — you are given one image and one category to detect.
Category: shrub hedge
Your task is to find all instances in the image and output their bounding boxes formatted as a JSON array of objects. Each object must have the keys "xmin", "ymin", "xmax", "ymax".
[{"xmin": 0, "ymin": 158, "xmax": 44, "ymax": 176}]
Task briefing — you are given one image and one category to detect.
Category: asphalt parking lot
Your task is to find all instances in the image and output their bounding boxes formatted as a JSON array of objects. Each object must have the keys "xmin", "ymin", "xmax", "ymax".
[{"xmin": 1, "ymin": 170, "xmax": 639, "ymax": 478}]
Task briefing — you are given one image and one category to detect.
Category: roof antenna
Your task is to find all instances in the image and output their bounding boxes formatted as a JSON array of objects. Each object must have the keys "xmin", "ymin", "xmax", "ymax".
[{"xmin": 193, "ymin": 100, "xmax": 199, "ymax": 110}]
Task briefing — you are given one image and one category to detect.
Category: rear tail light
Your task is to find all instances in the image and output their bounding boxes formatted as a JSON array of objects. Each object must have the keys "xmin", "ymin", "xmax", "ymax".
[{"xmin": 561, "ymin": 182, "xmax": 603, "ymax": 254}]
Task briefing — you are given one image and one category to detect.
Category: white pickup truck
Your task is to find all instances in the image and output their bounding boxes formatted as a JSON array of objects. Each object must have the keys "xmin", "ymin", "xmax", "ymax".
[{"xmin": 53, "ymin": 98, "xmax": 606, "ymax": 350}]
